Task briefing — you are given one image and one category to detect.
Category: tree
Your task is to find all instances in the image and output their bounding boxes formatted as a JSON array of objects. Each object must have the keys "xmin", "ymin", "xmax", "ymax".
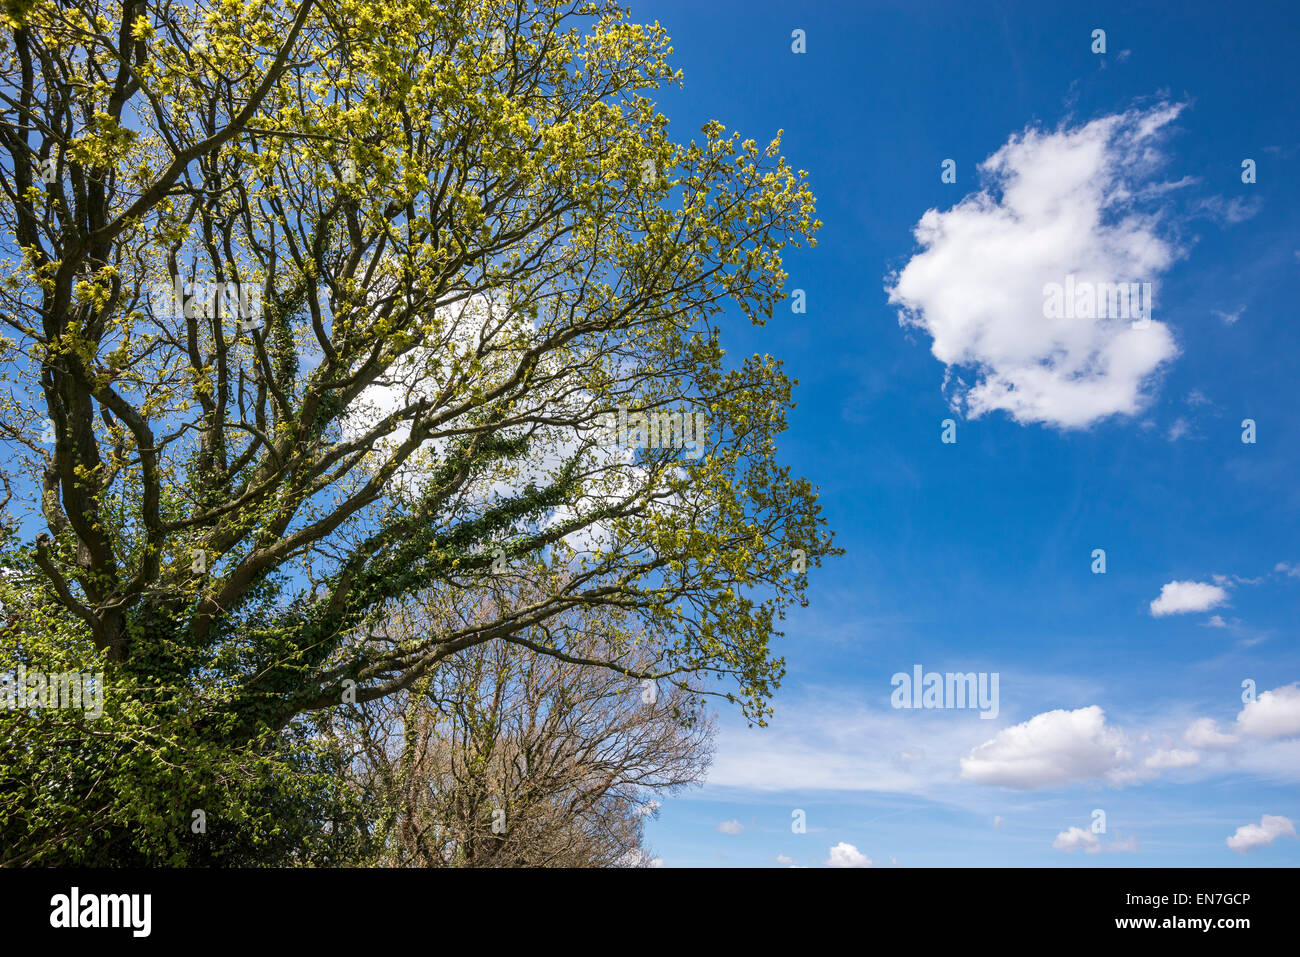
[
  {"xmin": 0, "ymin": 0, "xmax": 836, "ymax": 860},
  {"xmin": 331, "ymin": 583, "xmax": 712, "ymax": 867}
]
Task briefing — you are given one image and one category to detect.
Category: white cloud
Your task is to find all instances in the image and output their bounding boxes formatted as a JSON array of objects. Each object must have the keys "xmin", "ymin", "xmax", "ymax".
[
  {"xmin": 1226, "ymin": 814, "xmax": 1296, "ymax": 854},
  {"xmin": 1236, "ymin": 683, "xmax": 1300, "ymax": 740},
  {"xmin": 702, "ymin": 683, "xmax": 1300, "ymax": 806},
  {"xmin": 1054, "ymin": 826, "xmax": 1139, "ymax": 853},
  {"xmin": 775, "ymin": 854, "xmax": 796, "ymax": 867},
  {"xmin": 993, "ymin": 815, "xmax": 1004, "ymax": 830},
  {"xmin": 343, "ymin": 293, "xmax": 692, "ymax": 560},
  {"xmin": 1193, "ymin": 195, "xmax": 1260, "ymax": 225},
  {"xmin": 1149, "ymin": 580, "xmax": 1228, "ymax": 617},
  {"xmin": 1184, "ymin": 717, "xmax": 1238, "ymax": 749},
  {"xmin": 1053, "ymin": 826, "xmax": 1102, "ymax": 853},
  {"xmin": 705, "ymin": 694, "xmax": 993, "ymax": 793},
  {"xmin": 1204, "ymin": 615, "xmax": 1228, "ymax": 628},
  {"xmin": 1144, "ymin": 748, "xmax": 1200, "ymax": 770},
  {"xmin": 960, "ymin": 706, "xmax": 1131, "ymax": 789},
  {"xmin": 825, "ymin": 842, "xmax": 873, "ymax": 868},
  {"xmin": 885, "ymin": 102, "xmax": 1185, "ymax": 429},
  {"xmin": 715, "ymin": 819, "xmax": 744, "ymax": 835}
]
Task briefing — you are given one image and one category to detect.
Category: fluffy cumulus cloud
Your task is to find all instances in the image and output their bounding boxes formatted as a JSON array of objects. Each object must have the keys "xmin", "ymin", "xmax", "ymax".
[
  {"xmin": 715, "ymin": 819, "xmax": 744, "ymax": 835},
  {"xmin": 960, "ymin": 706, "xmax": 1131, "ymax": 789},
  {"xmin": 961, "ymin": 683, "xmax": 1300, "ymax": 792},
  {"xmin": 825, "ymin": 842, "xmax": 873, "ymax": 868},
  {"xmin": 1053, "ymin": 826, "xmax": 1102, "ymax": 853},
  {"xmin": 1236, "ymin": 683, "xmax": 1300, "ymax": 740},
  {"xmin": 1225, "ymin": 814, "xmax": 1296, "ymax": 854},
  {"xmin": 1149, "ymin": 580, "xmax": 1228, "ymax": 617},
  {"xmin": 886, "ymin": 102, "xmax": 1185, "ymax": 428}
]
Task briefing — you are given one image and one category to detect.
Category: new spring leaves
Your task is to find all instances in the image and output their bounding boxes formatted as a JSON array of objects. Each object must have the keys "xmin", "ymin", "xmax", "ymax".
[{"xmin": 3, "ymin": 11, "xmax": 838, "ymax": 852}]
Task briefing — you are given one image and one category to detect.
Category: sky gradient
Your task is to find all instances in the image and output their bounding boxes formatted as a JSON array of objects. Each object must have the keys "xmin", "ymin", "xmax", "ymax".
[{"xmin": 629, "ymin": 0, "xmax": 1300, "ymax": 867}]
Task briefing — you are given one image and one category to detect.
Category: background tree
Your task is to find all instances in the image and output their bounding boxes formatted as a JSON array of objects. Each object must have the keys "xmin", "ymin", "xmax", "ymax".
[
  {"xmin": 331, "ymin": 583, "xmax": 712, "ymax": 867},
  {"xmin": 0, "ymin": 0, "xmax": 836, "ymax": 861}
]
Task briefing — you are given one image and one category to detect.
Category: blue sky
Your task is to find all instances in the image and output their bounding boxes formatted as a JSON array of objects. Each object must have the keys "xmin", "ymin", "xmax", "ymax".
[{"xmin": 629, "ymin": 0, "xmax": 1300, "ymax": 867}]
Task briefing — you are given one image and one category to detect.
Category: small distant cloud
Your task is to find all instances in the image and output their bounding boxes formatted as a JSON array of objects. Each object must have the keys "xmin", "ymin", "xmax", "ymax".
[
  {"xmin": 1150, "ymin": 580, "xmax": 1229, "ymax": 617},
  {"xmin": 1215, "ymin": 572, "xmax": 1264, "ymax": 586},
  {"xmin": 993, "ymin": 815, "xmax": 1004, "ymax": 830},
  {"xmin": 1053, "ymin": 826, "xmax": 1102, "ymax": 853},
  {"xmin": 1167, "ymin": 417, "xmax": 1191, "ymax": 441},
  {"xmin": 1055, "ymin": 826, "xmax": 1139, "ymax": 853},
  {"xmin": 1184, "ymin": 717, "xmax": 1238, "ymax": 749},
  {"xmin": 825, "ymin": 842, "xmax": 873, "ymax": 868},
  {"xmin": 1226, "ymin": 814, "xmax": 1296, "ymax": 854},
  {"xmin": 1192, "ymin": 195, "xmax": 1261, "ymax": 225},
  {"xmin": 1275, "ymin": 562, "xmax": 1300, "ymax": 580},
  {"xmin": 775, "ymin": 854, "xmax": 796, "ymax": 867},
  {"xmin": 716, "ymin": 819, "xmax": 744, "ymax": 835},
  {"xmin": 1213, "ymin": 306, "xmax": 1245, "ymax": 325},
  {"xmin": 1204, "ymin": 614, "xmax": 1228, "ymax": 628},
  {"xmin": 1236, "ymin": 683, "xmax": 1300, "ymax": 740}
]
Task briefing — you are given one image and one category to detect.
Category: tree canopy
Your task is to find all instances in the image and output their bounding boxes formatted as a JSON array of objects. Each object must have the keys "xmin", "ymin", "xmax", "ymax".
[{"xmin": 0, "ymin": 0, "xmax": 836, "ymax": 862}]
